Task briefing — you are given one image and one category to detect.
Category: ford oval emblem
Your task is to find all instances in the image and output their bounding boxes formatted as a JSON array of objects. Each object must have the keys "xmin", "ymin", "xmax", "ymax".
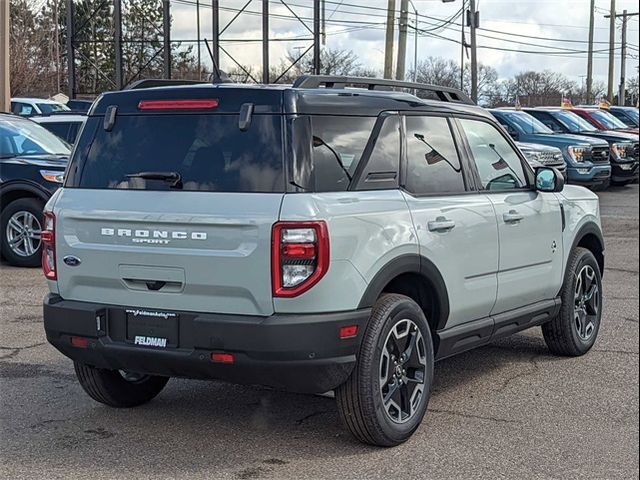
[{"xmin": 63, "ymin": 255, "xmax": 82, "ymax": 267}]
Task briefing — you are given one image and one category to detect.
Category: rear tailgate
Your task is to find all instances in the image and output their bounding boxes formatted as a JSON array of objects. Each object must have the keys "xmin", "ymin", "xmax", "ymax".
[
  {"xmin": 54, "ymin": 91, "xmax": 286, "ymax": 316},
  {"xmin": 54, "ymin": 189, "xmax": 282, "ymax": 316}
]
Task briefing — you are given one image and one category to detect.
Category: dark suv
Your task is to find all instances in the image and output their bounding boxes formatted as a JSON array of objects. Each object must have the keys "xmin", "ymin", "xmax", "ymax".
[{"xmin": 0, "ymin": 114, "xmax": 70, "ymax": 266}]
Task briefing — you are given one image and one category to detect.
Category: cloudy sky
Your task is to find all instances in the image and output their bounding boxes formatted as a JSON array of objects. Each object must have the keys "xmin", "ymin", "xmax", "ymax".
[{"xmin": 169, "ymin": 0, "xmax": 639, "ymax": 84}]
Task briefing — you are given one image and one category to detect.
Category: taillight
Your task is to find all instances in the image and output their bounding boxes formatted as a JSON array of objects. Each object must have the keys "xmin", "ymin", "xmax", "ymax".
[
  {"xmin": 272, "ymin": 221, "xmax": 329, "ymax": 298},
  {"xmin": 41, "ymin": 212, "xmax": 56, "ymax": 280},
  {"xmin": 137, "ymin": 99, "xmax": 219, "ymax": 111}
]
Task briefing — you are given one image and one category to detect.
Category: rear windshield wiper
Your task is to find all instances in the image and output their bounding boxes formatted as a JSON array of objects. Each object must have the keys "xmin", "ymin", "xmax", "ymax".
[{"xmin": 125, "ymin": 171, "xmax": 183, "ymax": 188}]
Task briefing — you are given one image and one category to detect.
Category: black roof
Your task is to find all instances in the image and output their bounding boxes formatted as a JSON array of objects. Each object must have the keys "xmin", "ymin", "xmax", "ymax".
[{"xmin": 89, "ymin": 76, "xmax": 490, "ymax": 119}]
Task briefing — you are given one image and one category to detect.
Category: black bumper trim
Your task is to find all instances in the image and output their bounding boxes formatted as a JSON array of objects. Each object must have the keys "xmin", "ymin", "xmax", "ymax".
[{"xmin": 43, "ymin": 294, "xmax": 370, "ymax": 393}]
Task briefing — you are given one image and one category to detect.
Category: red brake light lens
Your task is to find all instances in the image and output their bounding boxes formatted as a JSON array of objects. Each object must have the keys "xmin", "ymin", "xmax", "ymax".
[
  {"xmin": 272, "ymin": 221, "xmax": 329, "ymax": 298},
  {"xmin": 137, "ymin": 99, "xmax": 219, "ymax": 111},
  {"xmin": 41, "ymin": 212, "xmax": 56, "ymax": 280}
]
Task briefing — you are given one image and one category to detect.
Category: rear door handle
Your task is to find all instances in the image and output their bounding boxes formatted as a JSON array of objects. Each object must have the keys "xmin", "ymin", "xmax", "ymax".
[
  {"xmin": 503, "ymin": 210, "xmax": 524, "ymax": 224},
  {"xmin": 428, "ymin": 217, "xmax": 456, "ymax": 233}
]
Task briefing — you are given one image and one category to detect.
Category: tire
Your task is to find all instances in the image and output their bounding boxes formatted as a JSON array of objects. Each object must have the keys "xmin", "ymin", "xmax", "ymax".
[
  {"xmin": 0, "ymin": 197, "xmax": 45, "ymax": 267},
  {"xmin": 336, "ymin": 294, "xmax": 434, "ymax": 447},
  {"xmin": 611, "ymin": 180, "xmax": 631, "ymax": 187},
  {"xmin": 74, "ymin": 362, "xmax": 169, "ymax": 408},
  {"xmin": 591, "ymin": 179, "xmax": 610, "ymax": 192},
  {"xmin": 542, "ymin": 247, "xmax": 603, "ymax": 356}
]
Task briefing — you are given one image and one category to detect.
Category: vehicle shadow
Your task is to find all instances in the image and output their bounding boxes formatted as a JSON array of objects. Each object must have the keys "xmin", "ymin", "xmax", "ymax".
[{"xmin": 7, "ymin": 333, "xmax": 558, "ymax": 477}]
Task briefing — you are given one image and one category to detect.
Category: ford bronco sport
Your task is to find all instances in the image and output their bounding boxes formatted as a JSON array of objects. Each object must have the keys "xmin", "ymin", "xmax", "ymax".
[{"xmin": 43, "ymin": 76, "xmax": 605, "ymax": 447}]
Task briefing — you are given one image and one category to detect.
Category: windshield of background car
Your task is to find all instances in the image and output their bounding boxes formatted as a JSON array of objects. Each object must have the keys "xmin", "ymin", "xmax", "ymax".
[
  {"xmin": 553, "ymin": 111, "xmax": 599, "ymax": 133},
  {"xmin": 36, "ymin": 103, "xmax": 70, "ymax": 114},
  {"xmin": 590, "ymin": 110, "xmax": 631, "ymax": 130},
  {"xmin": 0, "ymin": 117, "xmax": 71, "ymax": 157},
  {"xmin": 626, "ymin": 109, "xmax": 639, "ymax": 124},
  {"xmin": 73, "ymin": 114, "xmax": 284, "ymax": 192},
  {"xmin": 501, "ymin": 111, "xmax": 553, "ymax": 134}
]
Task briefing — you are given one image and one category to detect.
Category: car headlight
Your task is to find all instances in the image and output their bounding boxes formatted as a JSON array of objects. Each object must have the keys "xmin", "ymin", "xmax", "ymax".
[
  {"xmin": 611, "ymin": 142, "xmax": 631, "ymax": 160},
  {"xmin": 566, "ymin": 145, "xmax": 589, "ymax": 163},
  {"xmin": 40, "ymin": 170, "xmax": 65, "ymax": 184}
]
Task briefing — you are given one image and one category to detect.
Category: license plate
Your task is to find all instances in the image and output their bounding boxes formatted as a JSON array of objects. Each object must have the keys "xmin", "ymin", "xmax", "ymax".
[{"xmin": 126, "ymin": 309, "xmax": 178, "ymax": 348}]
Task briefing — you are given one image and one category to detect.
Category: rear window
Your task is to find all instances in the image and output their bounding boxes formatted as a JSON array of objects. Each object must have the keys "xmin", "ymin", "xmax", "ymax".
[{"xmin": 76, "ymin": 114, "xmax": 284, "ymax": 192}]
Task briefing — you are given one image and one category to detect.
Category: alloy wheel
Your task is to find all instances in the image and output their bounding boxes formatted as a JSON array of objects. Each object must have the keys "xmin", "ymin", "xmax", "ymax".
[
  {"xmin": 379, "ymin": 319, "xmax": 427, "ymax": 424},
  {"xmin": 6, "ymin": 211, "xmax": 42, "ymax": 258},
  {"xmin": 574, "ymin": 265, "xmax": 600, "ymax": 341}
]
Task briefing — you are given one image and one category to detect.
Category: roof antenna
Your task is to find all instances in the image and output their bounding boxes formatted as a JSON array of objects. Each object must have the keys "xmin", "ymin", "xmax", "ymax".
[{"xmin": 204, "ymin": 38, "xmax": 232, "ymax": 84}]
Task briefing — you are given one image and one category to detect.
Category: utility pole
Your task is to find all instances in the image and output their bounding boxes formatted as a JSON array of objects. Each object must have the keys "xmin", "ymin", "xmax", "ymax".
[
  {"xmin": 619, "ymin": 10, "xmax": 627, "ymax": 105},
  {"xmin": 313, "ymin": 0, "xmax": 321, "ymax": 74},
  {"xmin": 607, "ymin": 0, "xmax": 615, "ymax": 101},
  {"xmin": 396, "ymin": 0, "xmax": 409, "ymax": 80},
  {"xmin": 586, "ymin": 0, "xmax": 595, "ymax": 104},
  {"xmin": 384, "ymin": 0, "xmax": 396, "ymax": 79},
  {"xmin": 262, "ymin": 0, "xmax": 269, "ymax": 84},
  {"xmin": 211, "ymin": 0, "xmax": 220, "ymax": 69},
  {"xmin": 409, "ymin": 0, "xmax": 418, "ymax": 83},
  {"xmin": 162, "ymin": 0, "xmax": 171, "ymax": 79},
  {"xmin": 469, "ymin": 0, "xmax": 478, "ymax": 103},
  {"xmin": 1, "ymin": 0, "xmax": 9, "ymax": 111},
  {"xmin": 114, "ymin": 0, "xmax": 123, "ymax": 89},
  {"xmin": 605, "ymin": 10, "xmax": 639, "ymax": 105},
  {"xmin": 196, "ymin": 0, "xmax": 201, "ymax": 79},
  {"xmin": 65, "ymin": 0, "xmax": 75, "ymax": 99}
]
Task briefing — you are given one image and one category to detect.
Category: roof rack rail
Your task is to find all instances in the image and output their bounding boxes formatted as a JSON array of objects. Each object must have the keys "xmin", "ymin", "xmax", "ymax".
[
  {"xmin": 124, "ymin": 79, "xmax": 208, "ymax": 90},
  {"xmin": 292, "ymin": 75, "xmax": 474, "ymax": 105}
]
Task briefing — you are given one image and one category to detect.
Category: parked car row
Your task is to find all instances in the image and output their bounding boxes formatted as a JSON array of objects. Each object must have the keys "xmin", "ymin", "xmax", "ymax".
[{"xmin": 492, "ymin": 106, "xmax": 638, "ymax": 189}]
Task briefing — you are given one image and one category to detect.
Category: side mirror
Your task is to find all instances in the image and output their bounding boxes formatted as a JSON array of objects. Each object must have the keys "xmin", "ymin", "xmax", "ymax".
[
  {"xmin": 536, "ymin": 167, "xmax": 565, "ymax": 193},
  {"xmin": 508, "ymin": 130, "xmax": 519, "ymax": 141}
]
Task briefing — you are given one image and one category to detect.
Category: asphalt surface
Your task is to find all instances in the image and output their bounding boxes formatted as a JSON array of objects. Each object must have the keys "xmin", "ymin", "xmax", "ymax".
[{"xmin": 1, "ymin": 186, "xmax": 638, "ymax": 480}]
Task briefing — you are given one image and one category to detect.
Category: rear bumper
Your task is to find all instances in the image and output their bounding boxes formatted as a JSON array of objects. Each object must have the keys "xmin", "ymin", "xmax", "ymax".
[{"xmin": 43, "ymin": 294, "xmax": 370, "ymax": 394}]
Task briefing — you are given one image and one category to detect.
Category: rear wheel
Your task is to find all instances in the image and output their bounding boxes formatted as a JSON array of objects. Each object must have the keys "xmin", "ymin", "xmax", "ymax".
[
  {"xmin": 336, "ymin": 294, "xmax": 434, "ymax": 447},
  {"xmin": 542, "ymin": 247, "xmax": 603, "ymax": 356},
  {"xmin": 74, "ymin": 362, "xmax": 169, "ymax": 408},
  {"xmin": 0, "ymin": 198, "xmax": 45, "ymax": 267}
]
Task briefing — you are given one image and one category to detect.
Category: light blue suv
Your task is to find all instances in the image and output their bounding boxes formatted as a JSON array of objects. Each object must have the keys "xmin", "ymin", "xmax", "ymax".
[
  {"xmin": 42, "ymin": 76, "xmax": 606, "ymax": 447},
  {"xmin": 491, "ymin": 109, "xmax": 611, "ymax": 189}
]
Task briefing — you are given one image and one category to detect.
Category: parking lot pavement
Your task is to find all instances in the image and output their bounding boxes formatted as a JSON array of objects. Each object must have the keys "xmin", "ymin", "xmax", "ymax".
[{"xmin": 0, "ymin": 187, "xmax": 638, "ymax": 480}]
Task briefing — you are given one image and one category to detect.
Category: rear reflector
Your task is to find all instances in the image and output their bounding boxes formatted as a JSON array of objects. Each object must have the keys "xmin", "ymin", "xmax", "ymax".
[
  {"xmin": 211, "ymin": 353, "xmax": 235, "ymax": 364},
  {"xmin": 339, "ymin": 326, "xmax": 358, "ymax": 339},
  {"xmin": 137, "ymin": 99, "xmax": 219, "ymax": 111},
  {"xmin": 70, "ymin": 337, "xmax": 89, "ymax": 349}
]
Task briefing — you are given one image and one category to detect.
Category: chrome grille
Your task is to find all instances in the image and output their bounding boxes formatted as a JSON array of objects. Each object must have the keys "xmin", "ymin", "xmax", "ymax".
[
  {"xmin": 537, "ymin": 151, "xmax": 564, "ymax": 167},
  {"xmin": 589, "ymin": 146, "xmax": 610, "ymax": 163}
]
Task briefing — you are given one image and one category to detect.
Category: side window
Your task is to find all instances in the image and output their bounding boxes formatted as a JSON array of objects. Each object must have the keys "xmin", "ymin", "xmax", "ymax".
[
  {"xmin": 459, "ymin": 119, "xmax": 528, "ymax": 191},
  {"xmin": 12, "ymin": 102, "xmax": 34, "ymax": 116},
  {"xmin": 310, "ymin": 116, "xmax": 376, "ymax": 192},
  {"xmin": 529, "ymin": 111, "xmax": 562, "ymax": 133},
  {"xmin": 404, "ymin": 116, "xmax": 466, "ymax": 195},
  {"xmin": 357, "ymin": 115, "xmax": 400, "ymax": 190}
]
